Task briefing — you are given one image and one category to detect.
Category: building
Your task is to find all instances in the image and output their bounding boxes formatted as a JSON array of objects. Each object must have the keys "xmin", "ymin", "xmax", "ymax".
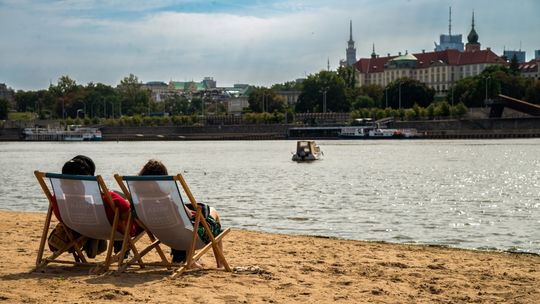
[
  {"xmin": 535, "ymin": 50, "xmax": 540, "ymax": 60},
  {"xmin": 434, "ymin": 7, "xmax": 464, "ymax": 51},
  {"xmin": 340, "ymin": 20, "xmax": 357, "ymax": 67},
  {"xmin": 354, "ymin": 12, "xmax": 506, "ymax": 96},
  {"xmin": 143, "ymin": 81, "xmax": 173, "ymax": 102},
  {"xmin": 519, "ymin": 59, "xmax": 539, "ymax": 80},
  {"xmin": 503, "ymin": 50, "xmax": 526, "ymax": 64}
]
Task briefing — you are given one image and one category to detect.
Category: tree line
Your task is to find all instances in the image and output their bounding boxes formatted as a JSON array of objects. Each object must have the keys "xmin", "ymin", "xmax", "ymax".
[{"xmin": 1, "ymin": 64, "xmax": 539, "ymax": 122}]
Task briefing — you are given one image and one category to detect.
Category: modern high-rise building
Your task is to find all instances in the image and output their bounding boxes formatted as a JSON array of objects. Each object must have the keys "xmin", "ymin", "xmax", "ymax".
[
  {"xmin": 434, "ymin": 7, "xmax": 464, "ymax": 52},
  {"xmin": 503, "ymin": 50, "xmax": 526, "ymax": 63},
  {"xmin": 535, "ymin": 50, "xmax": 540, "ymax": 60}
]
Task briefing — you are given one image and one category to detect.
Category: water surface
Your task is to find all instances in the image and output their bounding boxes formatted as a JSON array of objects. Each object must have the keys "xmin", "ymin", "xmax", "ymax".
[{"xmin": 1, "ymin": 139, "xmax": 538, "ymax": 253}]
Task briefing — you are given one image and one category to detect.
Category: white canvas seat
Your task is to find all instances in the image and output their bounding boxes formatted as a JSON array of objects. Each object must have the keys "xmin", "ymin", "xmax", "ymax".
[{"xmin": 114, "ymin": 174, "xmax": 231, "ymax": 277}]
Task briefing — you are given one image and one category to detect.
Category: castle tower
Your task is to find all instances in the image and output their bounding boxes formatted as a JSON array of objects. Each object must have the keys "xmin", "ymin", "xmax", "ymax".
[
  {"xmin": 346, "ymin": 20, "xmax": 357, "ymax": 66},
  {"xmin": 465, "ymin": 11, "xmax": 481, "ymax": 52}
]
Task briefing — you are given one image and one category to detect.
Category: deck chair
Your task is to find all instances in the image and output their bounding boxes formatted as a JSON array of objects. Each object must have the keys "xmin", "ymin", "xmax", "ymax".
[
  {"xmin": 114, "ymin": 174, "xmax": 231, "ymax": 277},
  {"xmin": 34, "ymin": 171, "xmax": 140, "ymax": 273}
]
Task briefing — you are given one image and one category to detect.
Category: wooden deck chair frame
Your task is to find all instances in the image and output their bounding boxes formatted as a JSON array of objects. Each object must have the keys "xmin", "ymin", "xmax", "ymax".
[
  {"xmin": 114, "ymin": 173, "xmax": 231, "ymax": 277},
  {"xmin": 34, "ymin": 171, "xmax": 139, "ymax": 273}
]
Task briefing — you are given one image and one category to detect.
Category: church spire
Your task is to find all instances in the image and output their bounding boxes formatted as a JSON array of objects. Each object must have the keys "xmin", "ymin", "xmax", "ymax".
[
  {"xmin": 371, "ymin": 43, "xmax": 377, "ymax": 59},
  {"xmin": 465, "ymin": 10, "xmax": 480, "ymax": 52},
  {"xmin": 467, "ymin": 11, "xmax": 479, "ymax": 44}
]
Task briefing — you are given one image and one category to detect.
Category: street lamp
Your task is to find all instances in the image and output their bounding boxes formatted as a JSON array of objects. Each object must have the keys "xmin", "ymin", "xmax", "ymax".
[
  {"xmin": 74, "ymin": 100, "xmax": 87, "ymax": 118},
  {"xmin": 484, "ymin": 76, "xmax": 491, "ymax": 104},
  {"xmin": 385, "ymin": 87, "xmax": 388, "ymax": 108},
  {"xmin": 398, "ymin": 82, "xmax": 402, "ymax": 109},
  {"xmin": 320, "ymin": 87, "xmax": 328, "ymax": 113},
  {"xmin": 322, "ymin": 90, "xmax": 327, "ymax": 113},
  {"xmin": 76, "ymin": 109, "xmax": 84, "ymax": 118}
]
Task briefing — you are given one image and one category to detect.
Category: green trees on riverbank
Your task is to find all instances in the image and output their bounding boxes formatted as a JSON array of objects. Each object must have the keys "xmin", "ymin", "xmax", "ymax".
[{"xmin": 6, "ymin": 64, "xmax": 540, "ymax": 127}]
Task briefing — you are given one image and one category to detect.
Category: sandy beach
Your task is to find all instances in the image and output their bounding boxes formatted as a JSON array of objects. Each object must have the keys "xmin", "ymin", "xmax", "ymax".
[{"xmin": 0, "ymin": 210, "xmax": 538, "ymax": 303}]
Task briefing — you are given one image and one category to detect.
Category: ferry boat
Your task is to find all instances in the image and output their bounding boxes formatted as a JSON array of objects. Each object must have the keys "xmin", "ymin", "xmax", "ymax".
[
  {"xmin": 21, "ymin": 125, "xmax": 102, "ymax": 141},
  {"xmin": 339, "ymin": 118, "xmax": 419, "ymax": 139},
  {"xmin": 292, "ymin": 140, "xmax": 323, "ymax": 162}
]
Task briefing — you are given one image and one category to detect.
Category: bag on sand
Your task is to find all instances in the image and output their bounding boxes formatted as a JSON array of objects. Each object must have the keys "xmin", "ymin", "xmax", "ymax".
[
  {"xmin": 47, "ymin": 223, "xmax": 79, "ymax": 253},
  {"xmin": 47, "ymin": 223, "xmax": 106, "ymax": 258}
]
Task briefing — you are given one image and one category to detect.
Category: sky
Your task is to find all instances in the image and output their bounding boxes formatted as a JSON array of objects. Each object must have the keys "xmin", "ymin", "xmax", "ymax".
[{"xmin": 1, "ymin": 0, "xmax": 539, "ymax": 91}]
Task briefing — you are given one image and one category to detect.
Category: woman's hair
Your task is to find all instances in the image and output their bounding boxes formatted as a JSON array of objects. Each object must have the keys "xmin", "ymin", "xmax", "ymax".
[
  {"xmin": 62, "ymin": 157, "xmax": 93, "ymax": 175},
  {"xmin": 138, "ymin": 159, "xmax": 168, "ymax": 176},
  {"xmin": 71, "ymin": 155, "xmax": 95, "ymax": 175}
]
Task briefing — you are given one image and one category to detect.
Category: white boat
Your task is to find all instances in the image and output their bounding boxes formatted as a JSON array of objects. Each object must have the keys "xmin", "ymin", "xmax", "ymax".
[
  {"xmin": 292, "ymin": 140, "xmax": 323, "ymax": 162},
  {"xmin": 339, "ymin": 118, "xmax": 420, "ymax": 139},
  {"xmin": 22, "ymin": 126, "xmax": 102, "ymax": 141}
]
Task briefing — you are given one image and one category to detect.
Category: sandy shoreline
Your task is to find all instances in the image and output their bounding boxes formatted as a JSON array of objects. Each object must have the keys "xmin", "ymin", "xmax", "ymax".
[{"xmin": 0, "ymin": 210, "xmax": 538, "ymax": 303}]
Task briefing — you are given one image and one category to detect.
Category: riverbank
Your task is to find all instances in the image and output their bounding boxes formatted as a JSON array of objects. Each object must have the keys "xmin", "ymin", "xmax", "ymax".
[
  {"xmin": 0, "ymin": 210, "xmax": 538, "ymax": 303},
  {"xmin": 2, "ymin": 116, "xmax": 540, "ymax": 141}
]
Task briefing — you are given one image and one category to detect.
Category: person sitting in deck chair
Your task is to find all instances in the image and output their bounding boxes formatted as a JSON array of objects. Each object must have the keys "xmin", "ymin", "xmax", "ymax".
[
  {"xmin": 51, "ymin": 155, "xmax": 137, "ymax": 257},
  {"xmin": 137, "ymin": 159, "xmax": 224, "ymax": 265}
]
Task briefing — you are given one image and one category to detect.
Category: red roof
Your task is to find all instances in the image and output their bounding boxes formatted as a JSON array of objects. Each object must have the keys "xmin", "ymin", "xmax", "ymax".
[
  {"xmin": 355, "ymin": 49, "xmax": 506, "ymax": 74},
  {"xmin": 519, "ymin": 59, "xmax": 538, "ymax": 73}
]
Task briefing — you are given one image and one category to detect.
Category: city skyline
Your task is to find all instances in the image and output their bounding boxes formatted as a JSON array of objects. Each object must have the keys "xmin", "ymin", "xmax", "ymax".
[{"xmin": 1, "ymin": 0, "xmax": 539, "ymax": 91}]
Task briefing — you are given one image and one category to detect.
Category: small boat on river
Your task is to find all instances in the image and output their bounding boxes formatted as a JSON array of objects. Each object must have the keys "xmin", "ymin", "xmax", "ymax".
[{"xmin": 292, "ymin": 140, "xmax": 323, "ymax": 162}]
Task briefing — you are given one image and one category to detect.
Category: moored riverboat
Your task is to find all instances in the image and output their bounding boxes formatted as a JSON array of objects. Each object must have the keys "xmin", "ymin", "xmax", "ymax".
[{"xmin": 22, "ymin": 126, "xmax": 102, "ymax": 141}]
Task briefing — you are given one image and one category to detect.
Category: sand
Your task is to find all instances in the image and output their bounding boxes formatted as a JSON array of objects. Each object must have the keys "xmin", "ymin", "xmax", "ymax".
[{"xmin": 0, "ymin": 210, "xmax": 538, "ymax": 303}]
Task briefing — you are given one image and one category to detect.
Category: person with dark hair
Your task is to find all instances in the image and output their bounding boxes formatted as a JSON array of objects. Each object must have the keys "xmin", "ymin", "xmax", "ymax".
[
  {"xmin": 51, "ymin": 155, "xmax": 136, "ymax": 258},
  {"xmin": 138, "ymin": 159, "xmax": 224, "ymax": 265}
]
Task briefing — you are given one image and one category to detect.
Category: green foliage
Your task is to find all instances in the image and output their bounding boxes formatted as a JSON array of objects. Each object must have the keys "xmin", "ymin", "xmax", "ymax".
[
  {"xmin": 385, "ymin": 78, "xmax": 435, "ymax": 108},
  {"xmin": 271, "ymin": 80, "xmax": 303, "ymax": 91},
  {"xmin": 296, "ymin": 70, "xmax": 348, "ymax": 113},
  {"xmin": 525, "ymin": 80, "xmax": 540, "ymax": 104},
  {"xmin": 0, "ymin": 99, "xmax": 10, "ymax": 120},
  {"xmin": 451, "ymin": 65, "xmax": 529, "ymax": 107},
  {"xmin": 248, "ymin": 87, "xmax": 287, "ymax": 113},
  {"xmin": 8, "ymin": 112, "xmax": 36, "ymax": 120},
  {"xmin": 351, "ymin": 95, "xmax": 375, "ymax": 110},
  {"xmin": 434, "ymin": 101, "xmax": 451, "ymax": 117}
]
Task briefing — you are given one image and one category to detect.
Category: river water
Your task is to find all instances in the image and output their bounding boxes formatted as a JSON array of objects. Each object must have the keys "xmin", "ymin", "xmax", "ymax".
[{"xmin": 1, "ymin": 139, "xmax": 539, "ymax": 254}]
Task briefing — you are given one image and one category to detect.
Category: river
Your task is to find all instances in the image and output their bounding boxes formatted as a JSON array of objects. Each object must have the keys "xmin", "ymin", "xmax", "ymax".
[{"xmin": 0, "ymin": 139, "xmax": 539, "ymax": 254}]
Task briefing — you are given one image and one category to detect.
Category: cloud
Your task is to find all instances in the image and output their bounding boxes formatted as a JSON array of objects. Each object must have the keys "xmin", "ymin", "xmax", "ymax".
[{"xmin": 1, "ymin": 0, "xmax": 539, "ymax": 90}]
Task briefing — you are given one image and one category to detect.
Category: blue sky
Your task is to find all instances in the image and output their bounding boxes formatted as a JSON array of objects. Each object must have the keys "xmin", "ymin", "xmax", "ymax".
[{"xmin": 1, "ymin": 0, "xmax": 539, "ymax": 90}]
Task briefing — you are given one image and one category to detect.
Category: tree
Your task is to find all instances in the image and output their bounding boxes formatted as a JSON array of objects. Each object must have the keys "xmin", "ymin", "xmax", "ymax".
[
  {"xmin": 248, "ymin": 87, "xmax": 286, "ymax": 113},
  {"xmin": 351, "ymin": 95, "xmax": 375, "ymax": 110},
  {"xmin": 358, "ymin": 84, "xmax": 384, "ymax": 107},
  {"xmin": 385, "ymin": 78, "xmax": 435, "ymax": 109},
  {"xmin": 0, "ymin": 99, "xmax": 8, "ymax": 119},
  {"xmin": 295, "ymin": 70, "xmax": 348, "ymax": 113},
  {"xmin": 450, "ymin": 65, "xmax": 528, "ymax": 107},
  {"xmin": 509, "ymin": 54, "xmax": 520, "ymax": 75},
  {"xmin": 525, "ymin": 80, "xmax": 540, "ymax": 105},
  {"xmin": 117, "ymin": 74, "xmax": 150, "ymax": 116}
]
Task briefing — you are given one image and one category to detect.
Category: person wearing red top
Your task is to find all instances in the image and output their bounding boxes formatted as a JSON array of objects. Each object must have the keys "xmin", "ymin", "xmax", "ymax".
[{"xmin": 51, "ymin": 156, "xmax": 137, "ymax": 256}]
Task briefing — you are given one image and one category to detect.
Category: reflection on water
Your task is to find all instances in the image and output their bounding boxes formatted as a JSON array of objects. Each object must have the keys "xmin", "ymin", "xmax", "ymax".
[{"xmin": 1, "ymin": 139, "xmax": 539, "ymax": 253}]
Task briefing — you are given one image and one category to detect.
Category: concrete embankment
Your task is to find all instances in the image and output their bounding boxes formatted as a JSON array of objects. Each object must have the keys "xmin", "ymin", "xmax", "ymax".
[
  {"xmin": 393, "ymin": 117, "xmax": 540, "ymax": 139},
  {"xmin": 2, "ymin": 117, "xmax": 540, "ymax": 141}
]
